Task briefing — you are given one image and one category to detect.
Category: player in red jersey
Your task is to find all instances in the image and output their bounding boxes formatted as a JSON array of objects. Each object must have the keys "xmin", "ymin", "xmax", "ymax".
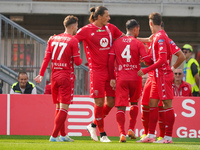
[
  {"xmin": 34, "ymin": 15, "xmax": 82, "ymax": 142},
  {"xmin": 137, "ymin": 21, "xmax": 185, "ymax": 143},
  {"xmin": 137, "ymin": 12, "xmax": 175, "ymax": 144},
  {"xmin": 173, "ymin": 68, "xmax": 192, "ymax": 96},
  {"xmin": 74, "ymin": 6, "xmax": 123, "ymax": 142},
  {"xmin": 108, "ymin": 19, "xmax": 152, "ymax": 142}
]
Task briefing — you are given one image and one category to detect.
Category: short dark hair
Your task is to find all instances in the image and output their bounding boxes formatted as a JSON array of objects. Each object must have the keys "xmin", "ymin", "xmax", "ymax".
[
  {"xmin": 161, "ymin": 21, "xmax": 164, "ymax": 28},
  {"xmin": 18, "ymin": 72, "xmax": 28, "ymax": 78},
  {"xmin": 63, "ymin": 15, "xmax": 78, "ymax": 28},
  {"xmin": 89, "ymin": 6, "xmax": 108, "ymax": 23},
  {"xmin": 126, "ymin": 19, "xmax": 139, "ymax": 30},
  {"xmin": 149, "ymin": 12, "xmax": 162, "ymax": 26}
]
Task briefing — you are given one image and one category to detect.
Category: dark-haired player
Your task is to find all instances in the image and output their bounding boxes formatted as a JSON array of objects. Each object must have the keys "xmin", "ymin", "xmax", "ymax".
[
  {"xmin": 74, "ymin": 6, "xmax": 124, "ymax": 142},
  {"xmin": 108, "ymin": 19, "xmax": 151, "ymax": 142}
]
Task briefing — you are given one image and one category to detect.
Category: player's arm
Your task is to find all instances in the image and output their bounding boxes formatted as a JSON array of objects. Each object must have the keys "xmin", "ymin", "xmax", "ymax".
[
  {"xmin": 108, "ymin": 51, "xmax": 116, "ymax": 90},
  {"xmin": 34, "ymin": 41, "xmax": 51, "ymax": 83},
  {"xmin": 73, "ymin": 57, "xmax": 82, "ymax": 66},
  {"xmin": 139, "ymin": 42, "xmax": 152, "ymax": 65},
  {"xmin": 172, "ymin": 50, "xmax": 185, "ymax": 71},
  {"xmin": 138, "ymin": 52, "xmax": 167, "ymax": 76},
  {"xmin": 137, "ymin": 34, "xmax": 153, "ymax": 43},
  {"xmin": 72, "ymin": 40, "xmax": 82, "ymax": 66},
  {"xmin": 74, "ymin": 28, "xmax": 86, "ymax": 42}
]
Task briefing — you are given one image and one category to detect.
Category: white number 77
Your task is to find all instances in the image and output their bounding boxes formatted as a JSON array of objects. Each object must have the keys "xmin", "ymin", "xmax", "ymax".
[
  {"xmin": 121, "ymin": 44, "xmax": 131, "ymax": 62},
  {"xmin": 51, "ymin": 42, "xmax": 68, "ymax": 60}
]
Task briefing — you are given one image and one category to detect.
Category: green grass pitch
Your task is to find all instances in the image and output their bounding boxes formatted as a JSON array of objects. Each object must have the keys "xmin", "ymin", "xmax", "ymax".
[{"xmin": 0, "ymin": 135, "xmax": 199, "ymax": 150}]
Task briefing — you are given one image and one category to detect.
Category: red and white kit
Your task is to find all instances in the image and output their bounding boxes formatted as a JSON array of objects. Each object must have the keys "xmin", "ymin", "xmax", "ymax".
[
  {"xmin": 75, "ymin": 23, "xmax": 123, "ymax": 98},
  {"xmin": 109, "ymin": 35, "xmax": 151, "ymax": 106},
  {"xmin": 142, "ymin": 30, "xmax": 174, "ymax": 100},
  {"xmin": 39, "ymin": 33, "xmax": 82, "ymax": 104},
  {"xmin": 142, "ymin": 36, "xmax": 181, "ymax": 105}
]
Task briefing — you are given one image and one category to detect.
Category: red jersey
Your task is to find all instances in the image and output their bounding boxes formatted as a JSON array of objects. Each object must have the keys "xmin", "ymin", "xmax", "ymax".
[
  {"xmin": 39, "ymin": 33, "xmax": 82, "ymax": 76},
  {"xmin": 75, "ymin": 23, "xmax": 123, "ymax": 70},
  {"xmin": 172, "ymin": 81, "xmax": 192, "ymax": 96},
  {"xmin": 109, "ymin": 35, "xmax": 151, "ymax": 81},
  {"xmin": 142, "ymin": 30, "xmax": 172, "ymax": 76},
  {"xmin": 146, "ymin": 36, "xmax": 180, "ymax": 77}
]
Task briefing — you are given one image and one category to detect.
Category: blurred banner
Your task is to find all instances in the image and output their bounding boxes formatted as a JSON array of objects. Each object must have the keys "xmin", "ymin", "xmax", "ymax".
[{"xmin": 0, "ymin": 95, "xmax": 199, "ymax": 138}]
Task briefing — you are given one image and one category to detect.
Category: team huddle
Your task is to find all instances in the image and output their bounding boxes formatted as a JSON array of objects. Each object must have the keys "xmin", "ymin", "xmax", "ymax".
[{"xmin": 34, "ymin": 5, "xmax": 186, "ymax": 143}]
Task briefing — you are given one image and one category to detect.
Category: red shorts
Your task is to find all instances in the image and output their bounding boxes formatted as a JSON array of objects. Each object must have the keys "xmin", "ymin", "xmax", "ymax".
[
  {"xmin": 141, "ymin": 76, "xmax": 163, "ymax": 106},
  {"xmin": 51, "ymin": 73, "xmax": 75, "ymax": 104},
  {"xmin": 90, "ymin": 70, "xmax": 115, "ymax": 98},
  {"xmin": 115, "ymin": 80, "xmax": 142, "ymax": 107},
  {"xmin": 150, "ymin": 72, "xmax": 174, "ymax": 100}
]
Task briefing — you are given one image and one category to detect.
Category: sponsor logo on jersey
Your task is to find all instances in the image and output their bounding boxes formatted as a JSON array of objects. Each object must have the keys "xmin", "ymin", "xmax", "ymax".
[
  {"xmin": 96, "ymin": 29, "xmax": 106, "ymax": 32},
  {"xmin": 158, "ymin": 39, "xmax": 164, "ymax": 46},
  {"xmin": 170, "ymin": 40, "xmax": 174, "ymax": 44},
  {"xmin": 158, "ymin": 39, "xmax": 164, "ymax": 42},
  {"xmin": 100, "ymin": 38, "xmax": 109, "ymax": 48},
  {"xmin": 184, "ymin": 87, "xmax": 188, "ymax": 91}
]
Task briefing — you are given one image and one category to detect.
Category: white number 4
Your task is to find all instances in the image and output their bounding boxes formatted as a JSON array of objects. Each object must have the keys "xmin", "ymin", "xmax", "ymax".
[
  {"xmin": 51, "ymin": 42, "xmax": 67, "ymax": 60},
  {"xmin": 121, "ymin": 45, "xmax": 131, "ymax": 62}
]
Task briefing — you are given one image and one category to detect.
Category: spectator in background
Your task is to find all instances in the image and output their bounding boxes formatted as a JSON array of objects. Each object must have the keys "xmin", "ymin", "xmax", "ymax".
[
  {"xmin": 182, "ymin": 44, "xmax": 199, "ymax": 96},
  {"xmin": 10, "ymin": 72, "xmax": 37, "ymax": 94},
  {"xmin": 172, "ymin": 68, "xmax": 192, "ymax": 96}
]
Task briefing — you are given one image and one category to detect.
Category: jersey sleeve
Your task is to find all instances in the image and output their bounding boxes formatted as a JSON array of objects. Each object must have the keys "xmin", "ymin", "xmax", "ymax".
[
  {"xmin": 39, "ymin": 41, "xmax": 52, "ymax": 76},
  {"xmin": 170, "ymin": 40, "xmax": 181, "ymax": 55},
  {"xmin": 138, "ymin": 41, "xmax": 152, "ymax": 65},
  {"xmin": 108, "ymin": 54, "xmax": 115, "ymax": 80},
  {"xmin": 111, "ymin": 24, "xmax": 123, "ymax": 39},
  {"xmin": 72, "ymin": 38, "xmax": 82, "ymax": 66},
  {"xmin": 74, "ymin": 27, "xmax": 86, "ymax": 42},
  {"xmin": 109, "ymin": 45, "xmax": 115, "ymax": 56},
  {"xmin": 142, "ymin": 36, "xmax": 168, "ymax": 74}
]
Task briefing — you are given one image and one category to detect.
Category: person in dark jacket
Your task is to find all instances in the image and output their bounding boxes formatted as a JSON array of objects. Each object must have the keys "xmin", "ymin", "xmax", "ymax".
[{"xmin": 10, "ymin": 72, "xmax": 37, "ymax": 94}]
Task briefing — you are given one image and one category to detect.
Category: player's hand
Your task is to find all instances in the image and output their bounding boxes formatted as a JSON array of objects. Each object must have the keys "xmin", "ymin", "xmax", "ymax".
[
  {"xmin": 34, "ymin": 75, "xmax": 43, "ymax": 83},
  {"xmin": 137, "ymin": 70, "xmax": 144, "ymax": 77},
  {"xmin": 148, "ymin": 34, "xmax": 154, "ymax": 42},
  {"xmin": 110, "ymin": 79, "xmax": 116, "ymax": 90}
]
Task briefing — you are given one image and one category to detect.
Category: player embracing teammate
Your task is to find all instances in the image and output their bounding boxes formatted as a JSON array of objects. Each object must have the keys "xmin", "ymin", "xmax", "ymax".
[
  {"xmin": 74, "ymin": 6, "xmax": 124, "ymax": 142},
  {"xmin": 137, "ymin": 12, "xmax": 179, "ymax": 143}
]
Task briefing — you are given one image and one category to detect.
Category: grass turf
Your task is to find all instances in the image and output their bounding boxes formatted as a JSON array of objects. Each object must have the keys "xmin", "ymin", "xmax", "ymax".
[{"xmin": 0, "ymin": 135, "xmax": 199, "ymax": 150}]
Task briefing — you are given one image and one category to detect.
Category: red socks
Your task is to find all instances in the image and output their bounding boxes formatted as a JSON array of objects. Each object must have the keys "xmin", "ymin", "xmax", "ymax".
[
  {"xmin": 129, "ymin": 105, "xmax": 138, "ymax": 131},
  {"xmin": 141, "ymin": 106, "xmax": 149, "ymax": 135},
  {"xmin": 158, "ymin": 107, "xmax": 166, "ymax": 137},
  {"xmin": 116, "ymin": 110, "xmax": 126, "ymax": 135},
  {"xmin": 149, "ymin": 107, "xmax": 159, "ymax": 135},
  {"xmin": 52, "ymin": 108, "xmax": 68, "ymax": 137},
  {"xmin": 165, "ymin": 107, "xmax": 175, "ymax": 137},
  {"xmin": 94, "ymin": 105, "xmax": 104, "ymax": 133},
  {"xmin": 55, "ymin": 108, "xmax": 66, "ymax": 136},
  {"xmin": 93, "ymin": 104, "xmax": 112, "ymax": 126}
]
